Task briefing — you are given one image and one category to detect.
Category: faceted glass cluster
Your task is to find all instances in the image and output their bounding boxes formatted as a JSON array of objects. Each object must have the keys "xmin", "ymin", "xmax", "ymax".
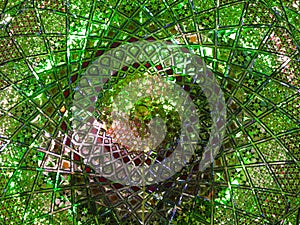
[{"xmin": 0, "ymin": 0, "xmax": 299, "ymax": 224}]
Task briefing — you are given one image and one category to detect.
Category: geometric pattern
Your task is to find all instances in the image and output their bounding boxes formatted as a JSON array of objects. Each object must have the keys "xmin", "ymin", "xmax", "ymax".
[{"xmin": 0, "ymin": 0, "xmax": 299, "ymax": 224}]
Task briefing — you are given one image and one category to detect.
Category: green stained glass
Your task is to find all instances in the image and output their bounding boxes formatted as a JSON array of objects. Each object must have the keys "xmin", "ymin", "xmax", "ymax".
[{"xmin": 0, "ymin": 0, "xmax": 299, "ymax": 224}]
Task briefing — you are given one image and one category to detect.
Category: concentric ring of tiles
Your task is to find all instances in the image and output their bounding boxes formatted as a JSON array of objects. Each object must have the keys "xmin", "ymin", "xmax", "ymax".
[{"xmin": 0, "ymin": 0, "xmax": 299, "ymax": 224}]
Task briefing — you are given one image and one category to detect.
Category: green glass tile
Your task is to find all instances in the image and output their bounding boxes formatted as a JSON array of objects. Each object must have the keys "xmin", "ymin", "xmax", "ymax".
[
  {"xmin": 218, "ymin": 3, "xmax": 244, "ymax": 27},
  {"xmin": 238, "ymin": 27, "xmax": 269, "ymax": 49},
  {"xmin": 40, "ymin": 11, "xmax": 67, "ymax": 34},
  {"xmin": 0, "ymin": 0, "xmax": 299, "ymax": 224}
]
